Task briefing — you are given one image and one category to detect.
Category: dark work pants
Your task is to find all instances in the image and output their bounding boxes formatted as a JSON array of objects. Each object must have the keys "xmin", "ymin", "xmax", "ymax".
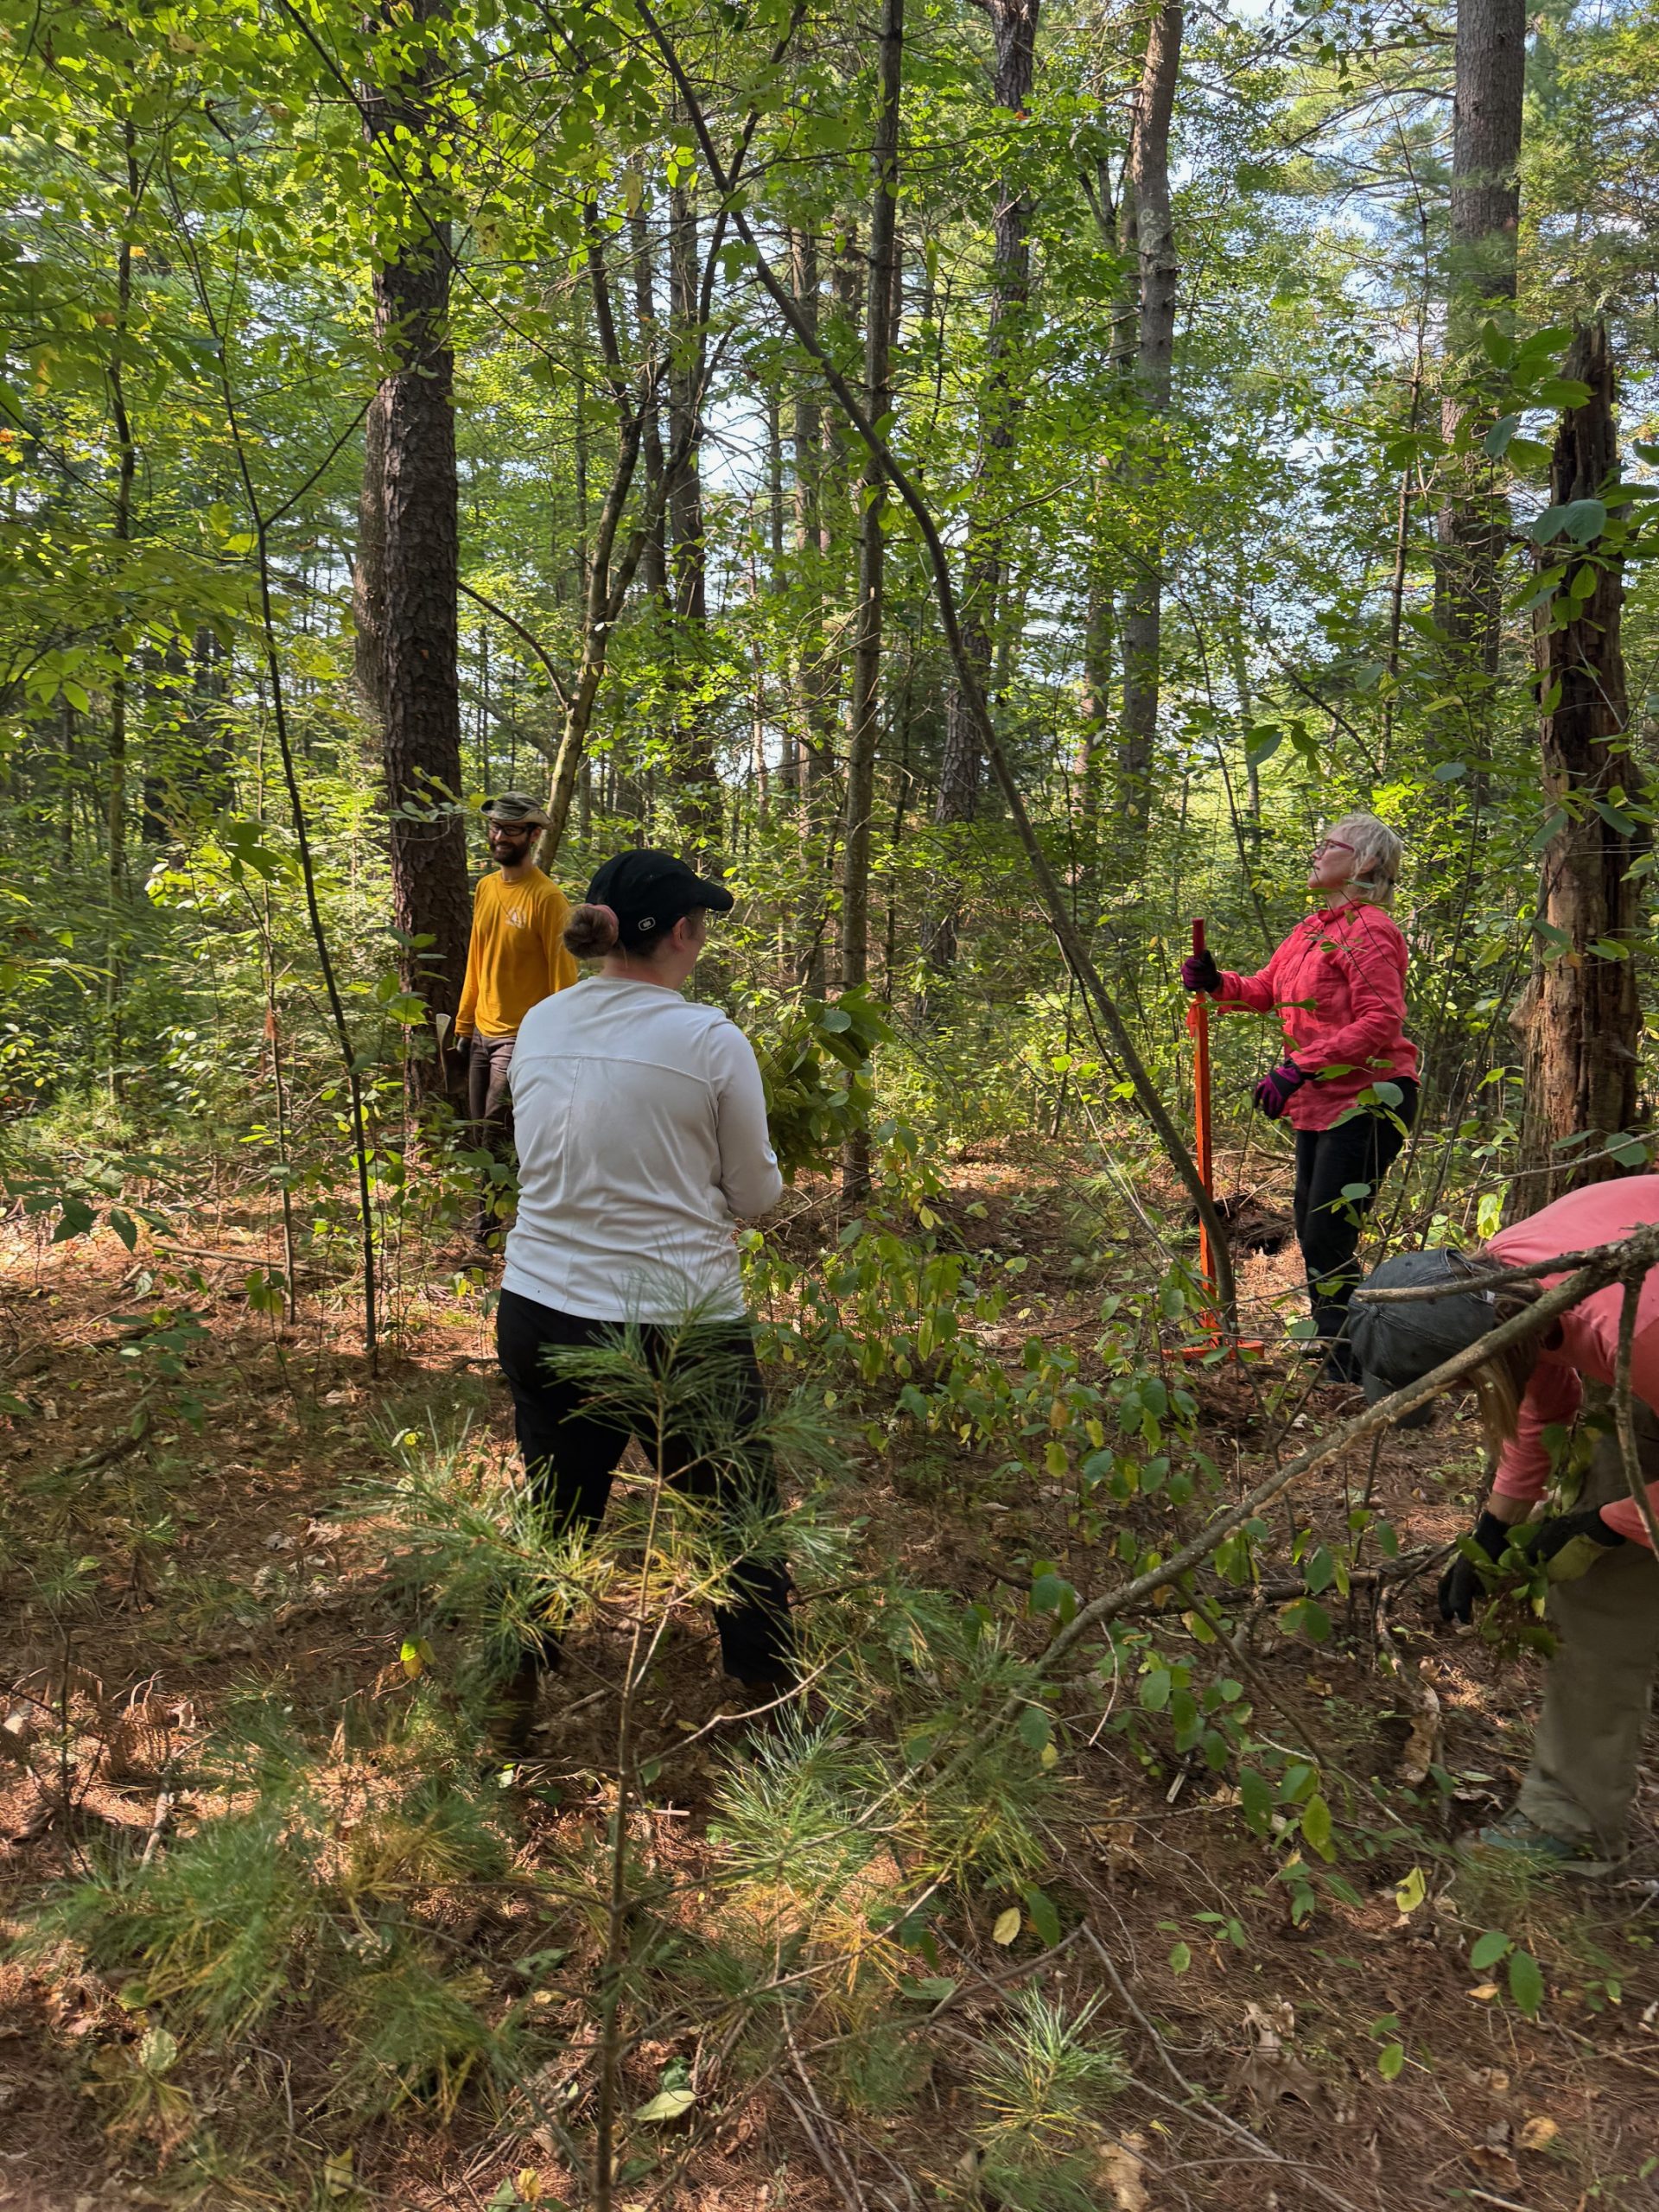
[
  {"xmin": 1293, "ymin": 1080, "xmax": 1418, "ymax": 1370},
  {"xmin": 467, "ymin": 1035, "xmax": 518, "ymax": 1236},
  {"xmin": 495, "ymin": 1286, "xmax": 795, "ymax": 1684}
]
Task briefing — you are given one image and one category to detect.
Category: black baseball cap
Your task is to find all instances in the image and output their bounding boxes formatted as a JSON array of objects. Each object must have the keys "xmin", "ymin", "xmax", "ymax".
[
  {"xmin": 586, "ymin": 848, "xmax": 734, "ymax": 946},
  {"xmin": 1348, "ymin": 1248, "xmax": 1497, "ymax": 1404}
]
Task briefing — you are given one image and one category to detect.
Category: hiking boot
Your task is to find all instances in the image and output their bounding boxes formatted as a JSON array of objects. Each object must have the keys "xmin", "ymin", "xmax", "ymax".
[
  {"xmin": 1464, "ymin": 1808, "xmax": 1618, "ymax": 1877},
  {"xmin": 486, "ymin": 1654, "xmax": 542, "ymax": 1762}
]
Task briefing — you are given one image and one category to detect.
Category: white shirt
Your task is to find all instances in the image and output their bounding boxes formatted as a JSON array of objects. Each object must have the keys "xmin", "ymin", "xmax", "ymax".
[{"xmin": 503, "ymin": 974, "xmax": 783, "ymax": 1323}]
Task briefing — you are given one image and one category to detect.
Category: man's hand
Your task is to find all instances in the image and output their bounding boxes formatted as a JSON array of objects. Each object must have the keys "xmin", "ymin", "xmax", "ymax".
[
  {"xmin": 1251, "ymin": 1059, "xmax": 1306, "ymax": 1121},
  {"xmin": 1438, "ymin": 1509, "xmax": 1513, "ymax": 1624},
  {"xmin": 1180, "ymin": 947, "xmax": 1221, "ymax": 993},
  {"xmin": 454, "ymin": 1033, "xmax": 474, "ymax": 1069},
  {"xmin": 1522, "ymin": 1506, "xmax": 1626, "ymax": 1584}
]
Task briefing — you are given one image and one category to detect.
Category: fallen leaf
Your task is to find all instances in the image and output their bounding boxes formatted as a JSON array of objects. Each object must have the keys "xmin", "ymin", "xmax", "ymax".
[
  {"xmin": 1520, "ymin": 2114, "xmax": 1560, "ymax": 2152},
  {"xmin": 1469, "ymin": 2143, "xmax": 1522, "ymax": 2189},
  {"xmin": 1098, "ymin": 2132, "xmax": 1151, "ymax": 2211},
  {"xmin": 1398, "ymin": 1681, "xmax": 1443, "ymax": 1788},
  {"xmin": 1228, "ymin": 1999, "xmax": 1321, "ymax": 2109},
  {"xmin": 992, "ymin": 1905, "xmax": 1022, "ymax": 1946},
  {"xmin": 1468, "ymin": 1983, "xmax": 1499, "ymax": 2001},
  {"xmin": 634, "ymin": 2087, "xmax": 696, "ymax": 2123}
]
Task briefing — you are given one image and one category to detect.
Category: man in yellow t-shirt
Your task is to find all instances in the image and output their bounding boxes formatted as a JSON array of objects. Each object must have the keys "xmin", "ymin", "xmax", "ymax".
[{"xmin": 455, "ymin": 792, "xmax": 578, "ymax": 1242}]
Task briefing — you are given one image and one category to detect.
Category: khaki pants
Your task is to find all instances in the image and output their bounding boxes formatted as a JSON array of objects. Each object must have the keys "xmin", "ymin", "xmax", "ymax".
[{"xmin": 1517, "ymin": 1401, "xmax": 1659, "ymax": 1856}]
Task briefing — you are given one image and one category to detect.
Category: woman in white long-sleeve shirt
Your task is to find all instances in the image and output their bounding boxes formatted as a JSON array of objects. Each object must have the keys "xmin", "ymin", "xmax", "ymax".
[{"xmin": 493, "ymin": 848, "xmax": 791, "ymax": 1748}]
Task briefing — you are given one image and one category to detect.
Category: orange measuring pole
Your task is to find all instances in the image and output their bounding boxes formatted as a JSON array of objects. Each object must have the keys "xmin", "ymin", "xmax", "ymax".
[{"xmin": 1190, "ymin": 918, "xmax": 1216, "ymax": 1300}]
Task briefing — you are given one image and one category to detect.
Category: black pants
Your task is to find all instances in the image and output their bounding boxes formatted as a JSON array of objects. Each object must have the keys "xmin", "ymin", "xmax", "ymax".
[
  {"xmin": 468, "ymin": 1035, "xmax": 517, "ymax": 1235},
  {"xmin": 1294, "ymin": 1080, "xmax": 1418, "ymax": 1370},
  {"xmin": 495, "ymin": 1286, "xmax": 794, "ymax": 1684}
]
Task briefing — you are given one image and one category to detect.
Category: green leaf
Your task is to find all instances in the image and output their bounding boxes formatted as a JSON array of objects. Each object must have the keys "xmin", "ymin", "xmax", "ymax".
[
  {"xmin": 1508, "ymin": 1948, "xmax": 1545, "ymax": 2017},
  {"xmin": 1300, "ymin": 1792, "xmax": 1335, "ymax": 1860},
  {"xmin": 1168, "ymin": 1940, "xmax": 1192, "ymax": 1975},
  {"xmin": 1484, "ymin": 413, "xmax": 1520, "ymax": 458},
  {"xmin": 1021, "ymin": 1884, "xmax": 1061, "ymax": 1948},
  {"xmin": 1377, "ymin": 2040, "xmax": 1405, "ymax": 2081},
  {"xmin": 898, "ymin": 1975, "xmax": 956, "ymax": 2001},
  {"xmin": 1238, "ymin": 1766, "xmax": 1274, "ymax": 1834},
  {"xmin": 1469, "ymin": 1929, "xmax": 1512, "ymax": 1972},
  {"xmin": 1017, "ymin": 1703, "xmax": 1052, "ymax": 1752}
]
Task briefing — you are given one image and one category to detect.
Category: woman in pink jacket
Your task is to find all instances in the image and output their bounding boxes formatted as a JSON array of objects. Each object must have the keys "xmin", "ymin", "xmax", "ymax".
[{"xmin": 1181, "ymin": 813, "xmax": 1419, "ymax": 1380}]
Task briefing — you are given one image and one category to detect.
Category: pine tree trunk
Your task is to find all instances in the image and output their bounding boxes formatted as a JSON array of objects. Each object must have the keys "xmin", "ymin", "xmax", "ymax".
[
  {"xmin": 359, "ymin": 0, "xmax": 470, "ymax": 1102},
  {"xmin": 926, "ymin": 0, "xmax": 1040, "ymax": 969},
  {"xmin": 1434, "ymin": 0, "xmax": 1525, "ymax": 683},
  {"xmin": 1115, "ymin": 1, "xmax": 1182, "ymax": 837},
  {"xmin": 842, "ymin": 0, "xmax": 906, "ymax": 1029},
  {"xmin": 666, "ymin": 175, "xmax": 720, "ymax": 853},
  {"xmin": 1515, "ymin": 326, "xmax": 1644, "ymax": 1202}
]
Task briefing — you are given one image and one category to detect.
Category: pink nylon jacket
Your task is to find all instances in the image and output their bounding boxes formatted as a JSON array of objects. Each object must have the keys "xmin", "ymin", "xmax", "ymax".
[
  {"xmin": 1214, "ymin": 900, "xmax": 1419, "ymax": 1131},
  {"xmin": 1485, "ymin": 1176, "xmax": 1659, "ymax": 1547}
]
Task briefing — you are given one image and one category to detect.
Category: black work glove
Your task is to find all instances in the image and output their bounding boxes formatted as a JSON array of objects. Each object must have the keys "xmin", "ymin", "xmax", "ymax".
[
  {"xmin": 1437, "ymin": 1510, "xmax": 1513, "ymax": 1624},
  {"xmin": 1521, "ymin": 1505, "xmax": 1626, "ymax": 1585},
  {"xmin": 453, "ymin": 1032, "xmax": 474, "ymax": 1068},
  {"xmin": 1180, "ymin": 947, "xmax": 1221, "ymax": 994}
]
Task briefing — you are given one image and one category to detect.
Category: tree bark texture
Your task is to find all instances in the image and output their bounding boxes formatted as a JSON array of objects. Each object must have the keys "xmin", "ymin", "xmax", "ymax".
[
  {"xmin": 359, "ymin": 0, "xmax": 471, "ymax": 1090},
  {"xmin": 789, "ymin": 227, "xmax": 834, "ymax": 988},
  {"xmin": 1516, "ymin": 326, "xmax": 1644, "ymax": 1202},
  {"xmin": 1116, "ymin": 0, "xmax": 1182, "ymax": 835},
  {"xmin": 927, "ymin": 0, "xmax": 1041, "ymax": 967},
  {"xmin": 1433, "ymin": 0, "xmax": 1525, "ymax": 674},
  {"xmin": 667, "ymin": 176, "xmax": 721, "ymax": 851},
  {"xmin": 842, "ymin": 0, "xmax": 906, "ymax": 1007}
]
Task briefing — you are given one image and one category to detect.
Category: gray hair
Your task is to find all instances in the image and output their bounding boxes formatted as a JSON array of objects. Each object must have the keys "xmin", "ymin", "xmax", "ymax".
[{"xmin": 1325, "ymin": 811, "xmax": 1403, "ymax": 907}]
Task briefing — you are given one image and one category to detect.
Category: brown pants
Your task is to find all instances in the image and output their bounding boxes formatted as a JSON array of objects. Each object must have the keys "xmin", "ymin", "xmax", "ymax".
[
  {"xmin": 1517, "ymin": 1400, "xmax": 1659, "ymax": 1856},
  {"xmin": 467, "ymin": 1033, "xmax": 517, "ymax": 1236}
]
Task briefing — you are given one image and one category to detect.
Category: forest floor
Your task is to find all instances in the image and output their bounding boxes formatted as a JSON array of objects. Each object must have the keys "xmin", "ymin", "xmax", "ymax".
[{"xmin": 3, "ymin": 1142, "xmax": 1659, "ymax": 2212}]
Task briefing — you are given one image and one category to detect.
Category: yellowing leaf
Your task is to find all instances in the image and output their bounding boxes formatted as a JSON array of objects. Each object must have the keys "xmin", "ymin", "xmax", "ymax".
[
  {"xmin": 634, "ymin": 2087, "xmax": 696, "ymax": 2123},
  {"xmin": 1520, "ymin": 2115, "xmax": 1560, "ymax": 2152},
  {"xmin": 323, "ymin": 2150, "xmax": 355, "ymax": 2198},
  {"xmin": 992, "ymin": 1905, "xmax": 1022, "ymax": 1946},
  {"xmin": 1040, "ymin": 1741, "xmax": 1059, "ymax": 1768},
  {"xmin": 1394, "ymin": 1866, "xmax": 1427, "ymax": 1916},
  {"xmin": 1468, "ymin": 1982, "xmax": 1500, "ymax": 2001}
]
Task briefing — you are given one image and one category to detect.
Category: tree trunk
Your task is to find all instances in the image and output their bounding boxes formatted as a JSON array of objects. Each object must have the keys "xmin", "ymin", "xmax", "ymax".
[
  {"xmin": 1115, "ymin": 0, "xmax": 1182, "ymax": 837},
  {"xmin": 789, "ymin": 227, "xmax": 834, "ymax": 988},
  {"xmin": 1434, "ymin": 0, "xmax": 1525, "ymax": 682},
  {"xmin": 926, "ymin": 0, "xmax": 1040, "ymax": 969},
  {"xmin": 359, "ymin": 0, "xmax": 471, "ymax": 1101},
  {"xmin": 842, "ymin": 0, "xmax": 906, "ymax": 1034},
  {"xmin": 667, "ymin": 175, "xmax": 720, "ymax": 852},
  {"xmin": 1515, "ymin": 326, "xmax": 1644, "ymax": 1202}
]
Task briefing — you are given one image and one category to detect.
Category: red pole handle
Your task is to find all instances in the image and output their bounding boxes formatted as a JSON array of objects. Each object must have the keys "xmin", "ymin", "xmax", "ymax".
[{"xmin": 1192, "ymin": 918, "xmax": 1205, "ymax": 957}]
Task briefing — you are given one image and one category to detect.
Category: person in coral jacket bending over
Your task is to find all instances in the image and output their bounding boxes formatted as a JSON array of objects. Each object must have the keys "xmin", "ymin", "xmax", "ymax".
[
  {"xmin": 1179, "ymin": 812, "xmax": 1420, "ymax": 1381},
  {"xmin": 1349, "ymin": 1176, "xmax": 1659, "ymax": 1868},
  {"xmin": 454, "ymin": 792, "xmax": 579, "ymax": 1244}
]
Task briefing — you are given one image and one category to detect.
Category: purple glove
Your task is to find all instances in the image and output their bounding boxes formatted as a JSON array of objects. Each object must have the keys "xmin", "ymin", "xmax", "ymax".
[
  {"xmin": 1180, "ymin": 948, "xmax": 1221, "ymax": 993},
  {"xmin": 1252, "ymin": 1058, "xmax": 1306, "ymax": 1120}
]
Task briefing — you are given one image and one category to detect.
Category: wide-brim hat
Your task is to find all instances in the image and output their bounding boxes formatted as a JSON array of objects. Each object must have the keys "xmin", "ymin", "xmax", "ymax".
[{"xmin": 482, "ymin": 791, "xmax": 551, "ymax": 828}]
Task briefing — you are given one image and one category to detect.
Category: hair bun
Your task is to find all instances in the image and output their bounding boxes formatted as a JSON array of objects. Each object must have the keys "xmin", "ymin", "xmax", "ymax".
[{"xmin": 563, "ymin": 902, "xmax": 620, "ymax": 957}]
